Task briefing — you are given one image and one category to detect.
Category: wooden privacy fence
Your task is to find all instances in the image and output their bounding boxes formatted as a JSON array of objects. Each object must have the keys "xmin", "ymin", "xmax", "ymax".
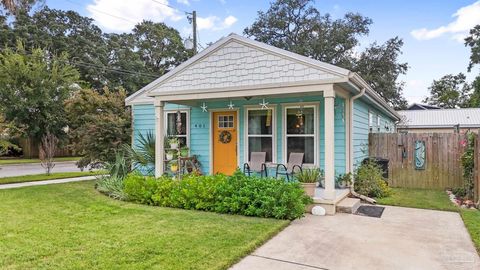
[
  {"xmin": 19, "ymin": 138, "xmax": 72, "ymax": 158},
  {"xmin": 369, "ymin": 133, "xmax": 479, "ymax": 190}
]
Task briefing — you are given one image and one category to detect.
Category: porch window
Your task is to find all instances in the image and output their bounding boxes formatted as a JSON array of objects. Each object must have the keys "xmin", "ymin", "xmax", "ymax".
[
  {"xmin": 285, "ymin": 106, "xmax": 316, "ymax": 164},
  {"xmin": 165, "ymin": 111, "xmax": 189, "ymax": 147},
  {"xmin": 246, "ymin": 108, "xmax": 274, "ymax": 162}
]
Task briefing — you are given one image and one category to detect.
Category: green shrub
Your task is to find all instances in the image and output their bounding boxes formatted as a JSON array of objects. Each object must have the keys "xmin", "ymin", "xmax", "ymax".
[
  {"xmin": 354, "ymin": 160, "xmax": 391, "ymax": 198},
  {"xmin": 0, "ymin": 139, "xmax": 21, "ymax": 156},
  {"xmin": 96, "ymin": 175, "xmax": 127, "ymax": 200},
  {"xmin": 452, "ymin": 187, "xmax": 467, "ymax": 198},
  {"xmin": 123, "ymin": 172, "xmax": 159, "ymax": 205},
  {"xmin": 122, "ymin": 170, "xmax": 312, "ymax": 220},
  {"xmin": 104, "ymin": 152, "xmax": 131, "ymax": 180}
]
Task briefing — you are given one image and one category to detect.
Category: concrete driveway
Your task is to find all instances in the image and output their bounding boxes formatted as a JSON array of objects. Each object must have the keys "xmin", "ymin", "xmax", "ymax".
[
  {"xmin": 231, "ymin": 206, "xmax": 480, "ymax": 270},
  {"xmin": 0, "ymin": 161, "xmax": 83, "ymax": 177}
]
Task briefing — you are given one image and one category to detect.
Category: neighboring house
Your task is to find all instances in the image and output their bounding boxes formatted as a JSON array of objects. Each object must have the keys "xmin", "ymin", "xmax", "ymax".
[
  {"xmin": 397, "ymin": 108, "xmax": 480, "ymax": 133},
  {"xmin": 406, "ymin": 103, "xmax": 440, "ymax": 110},
  {"xmin": 125, "ymin": 33, "xmax": 398, "ymax": 210}
]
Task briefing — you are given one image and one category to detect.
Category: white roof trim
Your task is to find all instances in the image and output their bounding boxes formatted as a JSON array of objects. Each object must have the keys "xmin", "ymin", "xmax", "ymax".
[
  {"xmin": 125, "ymin": 33, "xmax": 398, "ymax": 121},
  {"xmin": 125, "ymin": 33, "xmax": 349, "ymax": 105}
]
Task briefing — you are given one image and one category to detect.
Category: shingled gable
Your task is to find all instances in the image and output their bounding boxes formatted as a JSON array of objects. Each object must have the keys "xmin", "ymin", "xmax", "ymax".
[{"xmin": 125, "ymin": 33, "xmax": 349, "ymax": 105}]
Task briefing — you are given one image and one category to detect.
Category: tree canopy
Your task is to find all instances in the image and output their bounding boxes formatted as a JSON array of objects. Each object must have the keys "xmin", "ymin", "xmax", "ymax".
[
  {"xmin": 244, "ymin": 0, "xmax": 408, "ymax": 109},
  {"xmin": 0, "ymin": 7, "xmax": 190, "ymax": 94},
  {"xmin": 65, "ymin": 88, "xmax": 131, "ymax": 168},
  {"xmin": 423, "ymin": 73, "xmax": 471, "ymax": 108},
  {"xmin": 0, "ymin": 43, "xmax": 80, "ymax": 140}
]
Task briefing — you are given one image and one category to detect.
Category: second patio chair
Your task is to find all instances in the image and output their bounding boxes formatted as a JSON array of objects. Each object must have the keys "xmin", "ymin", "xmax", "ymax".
[
  {"xmin": 275, "ymin": 153, "xmax": 304, "ymax": 181},
  {"xmin": 243, "ymin": 152, "xmax": 268, "ymax": 177}
]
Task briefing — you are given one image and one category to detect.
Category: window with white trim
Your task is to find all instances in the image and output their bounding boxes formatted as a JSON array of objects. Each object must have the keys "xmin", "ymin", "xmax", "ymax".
[
  {"xmin": 377, "ymin": 114, "xmax": 381, "ymax": 132},
  {"xmin": 285, "ymin": 105, "xmax": 316, "ymax": 164},
  {"xmin": 368, "ymin": 111, "xmax": 374, "ymax": 132},
  {"xmin": 247, "ymin": 108, "xmax": 274, "ymax": 162},
  {"xmin": 165, "ymin": 111, "xmax": 188, "ymax": 147}
]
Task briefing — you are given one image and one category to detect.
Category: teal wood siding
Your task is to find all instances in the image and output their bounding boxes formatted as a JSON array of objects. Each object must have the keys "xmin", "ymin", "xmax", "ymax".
[
  {"xmin": 334, "ymin": 97, "xmax": 346, "ymax": 174},
  {"xmin": 189, "ymin": 107, "xmax": 210, "ymax": 173},
  {"xmin": 352, "ymin": 99, "xmax": 370, "ymax": 168},
  {"xmin": 132, "ymin": 104, "xmax": 155, "ymax": 147},
  {"xmin": 132, "ymin": 95, "xmax": 350, "ymax": 175},
  {"xmin": 352, "ymin": 98, "xmax": 396, "ymax": 169}
]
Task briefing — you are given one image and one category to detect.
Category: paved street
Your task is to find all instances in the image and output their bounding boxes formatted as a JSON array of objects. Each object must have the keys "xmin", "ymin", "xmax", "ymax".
[{"xmin": 0, "ymin": 161, "xmax": 83, "ymax": 177}]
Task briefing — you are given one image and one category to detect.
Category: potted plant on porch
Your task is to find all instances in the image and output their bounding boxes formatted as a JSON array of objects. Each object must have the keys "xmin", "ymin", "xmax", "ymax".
[
  {"xmin": 169, "ymin": 137, "xmax": 179, "ymax": 150},
  {"xmin": 169, "ymin": 160, "xmax": 179, "ymax": 173},
  {"xmin": 296, "ymin": 168, "xmax": 321, "ymax": 197},
  {"xmin": 335, "ymin": 173, "xmax": 352, "ymax": 189},
  {"xmin": 166, "ymin": 150, "xmax": 176, "ymax": 161},
  {"xmin": 180, "ymin": 146, "xmax": 189, "ymax": 157}
]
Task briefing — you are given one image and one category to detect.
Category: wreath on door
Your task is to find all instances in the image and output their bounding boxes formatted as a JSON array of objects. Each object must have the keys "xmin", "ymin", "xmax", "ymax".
[{"xmin": 219, "ymin": 130, "xmax": 232, "ymax": 144}]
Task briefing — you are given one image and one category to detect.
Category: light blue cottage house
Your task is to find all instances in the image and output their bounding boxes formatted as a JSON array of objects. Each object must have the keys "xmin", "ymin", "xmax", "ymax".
[{"xmin": 126, "ymin": 34, "xmax": 399, "ymax": 213}]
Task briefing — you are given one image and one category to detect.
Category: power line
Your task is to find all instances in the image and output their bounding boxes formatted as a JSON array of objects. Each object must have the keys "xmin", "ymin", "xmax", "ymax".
[
  {"xmin": 0, "ymin": 45, "xmax": 161, "ymax": 78},
  {"xmin": 150, "ymin": 0, "xmax": 190, "ymax": 14}
]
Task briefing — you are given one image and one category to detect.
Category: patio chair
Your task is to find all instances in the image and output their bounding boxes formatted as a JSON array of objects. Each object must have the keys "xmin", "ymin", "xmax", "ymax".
[
  {"xmin": 275, "ymin": 153, "xmax": 304, "ymax": 181},
  {"xmin": 243, "ymin": 152, "xmax": 267, "ymax": 177}
]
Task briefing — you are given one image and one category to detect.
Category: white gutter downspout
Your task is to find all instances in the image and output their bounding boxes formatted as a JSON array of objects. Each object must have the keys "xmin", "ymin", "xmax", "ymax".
[{"xmin": 349, "ymin": 87, "xmax": 377, "ymax": 204}]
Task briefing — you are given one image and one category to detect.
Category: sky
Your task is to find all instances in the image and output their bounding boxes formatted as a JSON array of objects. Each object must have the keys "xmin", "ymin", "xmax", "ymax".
[{"xmin": 45, "ymin": 0, "xmax": 480, "ymax": 105}]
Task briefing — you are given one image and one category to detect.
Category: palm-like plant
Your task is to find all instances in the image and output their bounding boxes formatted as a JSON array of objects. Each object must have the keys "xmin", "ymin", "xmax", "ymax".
[{"xmin": 124, "ymin": 131, "xmax": 155, "ymax": 175}]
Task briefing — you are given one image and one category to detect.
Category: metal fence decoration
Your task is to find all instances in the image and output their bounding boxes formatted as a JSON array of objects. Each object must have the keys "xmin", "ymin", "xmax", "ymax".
[{"xmin": 414, "ymin": 140, "xmax": 426, "ymax": 170}]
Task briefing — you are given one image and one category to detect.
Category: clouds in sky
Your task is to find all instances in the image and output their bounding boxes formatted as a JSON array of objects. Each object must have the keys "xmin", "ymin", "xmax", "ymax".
[
  {"xmin": 87, "ymin": 0, "xmax": 184, "ymax": 32},
  {"xmin": 87, "ymin": 0, "xmax": 237, "ymax": 33},
  {"xmin": 177, "ymin": 0, "xmax": 190, "ymax": 5},
  {"xmin": 411, "ymin": 1, "xmax": 480, "ymax": 42},
  {"xmin": 197, "ymin": 15, "xmax": 238, "ymax": 31}
]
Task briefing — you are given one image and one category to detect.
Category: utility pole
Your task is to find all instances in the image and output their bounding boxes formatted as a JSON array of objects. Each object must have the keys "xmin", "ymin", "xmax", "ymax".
[{"xmin": 192, "ymin": 10, "xmax": 197, "ymax": 54}]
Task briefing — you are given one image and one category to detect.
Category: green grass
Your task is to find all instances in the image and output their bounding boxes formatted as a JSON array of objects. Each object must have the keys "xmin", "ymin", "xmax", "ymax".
[
  {"xmin": 376, "ymin": 187, "xmax": 458, "ymax": 212},
  {"xmin": 377, "ymin": 187, "xmax": 480, "ymax": 253},
  {"xmin": 0, "ymin": 156, "xmax": 81, "ymax": 165},
  {"xmin": 0, "ymin": 181, "xmax": 289, "ymax": 269},
  {"xmin": 461, "ymin": 209, "xmax": 480, "ymax": 253},
  {"xmin": 0, "ymin": 171, "xmax": 104, "ymax": 185}
]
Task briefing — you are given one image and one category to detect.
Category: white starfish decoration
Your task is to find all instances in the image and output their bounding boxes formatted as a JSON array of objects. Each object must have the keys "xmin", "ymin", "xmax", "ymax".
[
  {"xmin": 227, "ymin": 100, "xmax": 235, "ymax": 110},
  {"xmin": 259, "ymin": 98, "xmax": 269, "ymax": 110},
  {"xmin": 200, "ymin": 102, "xmax": 208, "ymax": 112}
]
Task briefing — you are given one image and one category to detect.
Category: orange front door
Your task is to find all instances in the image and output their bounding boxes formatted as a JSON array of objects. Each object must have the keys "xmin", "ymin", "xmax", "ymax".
[{"xmin": 212, "ymin": 111, "xmax": 237, "ymax": 175}]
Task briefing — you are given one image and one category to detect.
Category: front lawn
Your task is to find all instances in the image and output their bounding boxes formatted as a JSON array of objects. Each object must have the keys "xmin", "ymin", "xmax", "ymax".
[
  {"xmin": 376, "ymin": 187, "xmax": 458, "ymax": 212},
  {"xmin": 377, "ymin": 187, "xmax": 480, "ymax": 253},
  {"xmin": 0, "ymin": 181, "xmax": 289, "ymax": 269},
  {"xmin": 0, "ymin": 156, "xmax": 80, "ymax": 165},
  {"xmin": 461, "ymin": 209, "xmax": 480, "ymax": 253},
  {"xmin": 0, "ymin": 171, "xmax": 103, "ymax": 185}
]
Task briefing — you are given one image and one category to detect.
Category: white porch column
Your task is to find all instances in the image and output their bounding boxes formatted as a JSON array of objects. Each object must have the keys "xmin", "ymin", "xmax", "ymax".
[
  {"xmin": 155, "ymin": 99, "xmax": 165, "ymax": 178},
  {"xmin": 324, "ymin": 88, "xmax": 336, "ymax": 200}
]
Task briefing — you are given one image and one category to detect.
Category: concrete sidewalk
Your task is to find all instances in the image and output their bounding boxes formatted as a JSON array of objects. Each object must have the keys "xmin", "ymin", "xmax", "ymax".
[
  {"xmin": 231, "ymin": 206, "xmax": 480, "ymax": 270},
  {"xmin": 0, "ymin": 176, "xmax": 97, "ymax": 190}
]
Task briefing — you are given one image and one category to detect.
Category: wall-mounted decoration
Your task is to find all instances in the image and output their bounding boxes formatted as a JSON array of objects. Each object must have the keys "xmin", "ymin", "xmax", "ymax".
[
  {"xmin": 227, "ymin": 100, "xmax": 235, "ymax": 110},
  {"xmin": 200, "ymin": 102, "xmax": 208, "ymax": 112},
  {"xmin": 414, "ymin": 140, "xmax": 426, "ymax": 170},
  {"xmin": 259, "ymin": 98, "xmax": 269, "ymax": 109}
]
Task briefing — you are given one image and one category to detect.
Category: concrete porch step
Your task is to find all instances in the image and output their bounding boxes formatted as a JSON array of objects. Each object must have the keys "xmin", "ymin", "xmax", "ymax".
[{"xmin": 336, "ymin": 197, "xmax": 361, "ymax": 214}]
